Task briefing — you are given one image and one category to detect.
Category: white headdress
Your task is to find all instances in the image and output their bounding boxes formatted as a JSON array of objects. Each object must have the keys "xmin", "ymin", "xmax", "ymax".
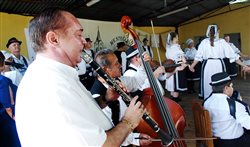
[
  {"xmin": 166, "ymin": 32, "xmax": 172, "ymax": 48},
  {"xmin": 185, "ymin": 38, "xmax": 194, "ymax": 46},
  {"xmin": 206, "ymin": 24, "xmax": 219, "ymax": 38}
]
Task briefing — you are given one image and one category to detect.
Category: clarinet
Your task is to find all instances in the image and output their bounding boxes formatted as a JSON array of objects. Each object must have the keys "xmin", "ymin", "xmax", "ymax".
[{"xmin": 81, "ymin": 52, "xmax": 173, "ymax": 146}]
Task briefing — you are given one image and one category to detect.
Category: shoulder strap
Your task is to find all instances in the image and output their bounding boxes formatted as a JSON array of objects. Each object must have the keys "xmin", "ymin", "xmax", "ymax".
[
  {"xmin": 202, "ymin": 92, "xmax": 213, "ymax": 106},
  {"xmin": 125, "ymin": 66, "xmax": 137, "ymax": 72},
  {"xmin": 147, "ymin": 45, "xmax": 152, "ymax": 57},
  {"xmin": 227, "ymin": 98, "xmax": 236, "ymax": 119},
  {"xmin": 21, "ymin": 55, "xmax": 28, "ymax": 67}
]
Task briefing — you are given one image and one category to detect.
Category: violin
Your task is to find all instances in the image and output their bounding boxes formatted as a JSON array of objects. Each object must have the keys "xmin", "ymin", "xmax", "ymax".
[{"xmin": 150, "ymin": 59, "xmax": 181, "ymax": 73}]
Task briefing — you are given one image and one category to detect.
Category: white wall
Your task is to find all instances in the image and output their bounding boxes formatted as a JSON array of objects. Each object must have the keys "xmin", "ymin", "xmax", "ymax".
[{"xmin": 78, "ymin": 18, "xmax": 125, "ymax": 50}]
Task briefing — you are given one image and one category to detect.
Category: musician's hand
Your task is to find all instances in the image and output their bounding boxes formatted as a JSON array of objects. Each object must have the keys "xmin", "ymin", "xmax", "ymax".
[
  {"xmin": 97, "ymin": 76, "xmax": 121, "ymax": 102},
  {"xmin": 243, "ymin": 66, "xmax": 250, "ymax": 73},
  {"xmin": 139, "ymin": 133, "xmax": 152, "ymax": 145},
  {"xmin": 143, "ymin": 52, "xmax": 151, "ymax": 62},
  {"xmin": 105, "ymin": 81, "xmax": 128, "ymax": 101},
  {"xmin": 181, "ymin": 56, "xmax": 187, "ymax": 64},
  {"xmin": 153, "ymin": 66, "xmax": 165, "ymax": 78},
  {"xmin": 176, "ymin": 63, "xmax": 187, "ymax": 71},
  {"xmin": 189, "ymin": 65, "xmax": 195, "ymax": 72},
  {"xmin": 105, "ymin": 87, "xmax": 120, "ymax": 101},
  {"xmin": 123, "ymin": 96, "xmax": 145, "ymax": 129},
  {"xmin": 116, "ymin": 80, "xmax": 128, "ymax": 93}
]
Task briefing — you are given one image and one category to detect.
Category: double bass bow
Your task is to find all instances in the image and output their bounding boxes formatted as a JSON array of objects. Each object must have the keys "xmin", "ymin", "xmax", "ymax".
[{"xmin": 121, "ymin": 16, "xmax": 187, "ymax": 147}]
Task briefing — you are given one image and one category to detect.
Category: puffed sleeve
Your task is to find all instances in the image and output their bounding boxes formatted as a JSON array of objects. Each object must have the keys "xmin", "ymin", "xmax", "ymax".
[
  {"xmin": 195, "ymin": 40, "xmax": 206, "ymax": 61},
  {"xmin": 221, "ymin": 39, "xmax": 238, "ymax": 62},
  {"xmin": 235, "ymin": 101, "xmax": 250, "ymax": 129}
]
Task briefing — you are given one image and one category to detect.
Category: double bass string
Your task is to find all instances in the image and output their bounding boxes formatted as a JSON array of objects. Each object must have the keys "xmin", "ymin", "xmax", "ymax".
[
  {"xmin": 121, "ymin": 16, "xmax": 187, "ymax": 146},
  {"xmin": 136, "ymin": 39, "xmax": 185, "ymax": 147},
  {"xmin": 149, "ymin": 19, "xmax": 186, "ymax": 147}
]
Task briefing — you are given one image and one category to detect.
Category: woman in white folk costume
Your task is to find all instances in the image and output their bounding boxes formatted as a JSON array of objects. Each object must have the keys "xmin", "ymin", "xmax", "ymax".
[
  {"xmin": 184, "ymin": 39, "xmax": 201, "ymax": 93},
  {"xmin": 165, "ymin": 32, "xmax": 187, "ymax": 102},
  {"xmin": 189, "ymin": 24, "xmax": 248, "ymax": 99}
]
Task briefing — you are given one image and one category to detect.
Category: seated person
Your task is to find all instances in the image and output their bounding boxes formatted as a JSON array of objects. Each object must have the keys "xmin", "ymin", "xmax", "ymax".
[
  {"xmin": 124, "ymin": 46, "xmax": 165, "ymax": 96},
  {"xmin": 91, "ymin": 49, "xmax": 152, "ymax": 146},
  {"xmin": 203, "ymin": 72, "xmax": 250, "ymax": 147}
]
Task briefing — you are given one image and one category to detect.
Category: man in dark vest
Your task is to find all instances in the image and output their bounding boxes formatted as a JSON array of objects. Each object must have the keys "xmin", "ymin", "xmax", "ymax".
[
  {"xmin": 142, "ymin": 38, "xmax": 153, "ymax": 58},
  {"xmin": 91, "ymin": 49, "xmax": 152, "ymax": 146},
  {"xmin": 114, "ymin": 42, "xmax": 128, "ymax": 74},
  {"xmin": 79, "ymin": 38, "xmax": 96, "ymax": 90}
]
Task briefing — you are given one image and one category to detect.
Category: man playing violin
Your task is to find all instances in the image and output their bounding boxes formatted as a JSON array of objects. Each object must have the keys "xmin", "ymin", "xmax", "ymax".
[{"xmin": 124, "ymin": 46, "xmax": 165, "ymax": 96}]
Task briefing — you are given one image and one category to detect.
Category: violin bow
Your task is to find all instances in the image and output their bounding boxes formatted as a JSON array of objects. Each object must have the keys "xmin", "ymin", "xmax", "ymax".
[
  {"xmin": 136, "ymin": 137, "xmax": 217, "ymax": 141},
  {"xmin": 150, "ymin": 19, "xmax": 162, "ymax": 66}
]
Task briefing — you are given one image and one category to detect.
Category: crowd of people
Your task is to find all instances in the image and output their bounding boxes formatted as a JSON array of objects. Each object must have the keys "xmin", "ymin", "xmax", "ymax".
[{"xmin": 1, "ymin": 7, "xmax": 250, "ymax": 147}]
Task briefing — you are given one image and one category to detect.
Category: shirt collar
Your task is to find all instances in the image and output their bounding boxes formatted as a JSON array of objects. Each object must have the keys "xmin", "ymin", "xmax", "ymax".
[{"xmin": 35, "ymin": 54, "xmax": 79, "ymax": 80}]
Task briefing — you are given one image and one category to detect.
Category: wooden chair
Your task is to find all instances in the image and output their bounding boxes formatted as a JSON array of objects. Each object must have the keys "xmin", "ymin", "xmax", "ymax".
[{"xmin": 192, "ymin": 100, "xmax": 214, "ymax": 147}]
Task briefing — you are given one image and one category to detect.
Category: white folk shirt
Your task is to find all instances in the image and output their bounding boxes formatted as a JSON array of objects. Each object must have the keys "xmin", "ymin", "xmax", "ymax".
[
  {"xmin": 204, "ymin": 93, "xmax": 250, "ymax": 139},
  {"xmin": 195, "ymin": 38, "xmax": 237, "ymax": 62},
  {"xmin": 15, "ymin": 55, "xmax": 113, "ymax": 147},
  {"xmin": 11, "ymin": 54, "xmax": 30, "ymax": 76},
  {"xmin": 165, "ymin": 44, "xmax": 184, "ymax": 62},
  {"xmin": 2, "ymin": 70, "xmax": 22, "ymax": 86},
  {"xmin": 184, "ymin": 47, "xmax": 197, "ymax": 60},
  {"xmin": 76, "ymin": 59, "xmax": 86, "ymax": 75},
  {"xmin": 123, "ymin": 64, "xmax": 164, "ymax": 95},
  {"xmin": 228, "ymin": 42, "xmax": 241, "ymax": 59}
]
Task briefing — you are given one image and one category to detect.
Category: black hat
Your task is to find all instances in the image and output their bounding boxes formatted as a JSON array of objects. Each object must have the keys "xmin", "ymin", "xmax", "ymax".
[
  {"xmin": 143, "ymin": 38, "xmax": 148, "ymax": 42},
  {"xmin": 210, "ymin": 72, "xmax": 231, "ymax": 86},
  {"xmin": 85, "ymin": 38, "xmax": 92, "ymax": 42},
  {"xmin": 6, "ymin": 37, "xmax": 22, "ymax": 48},
  {"xmin": 126, "ymin": 46, "xmax": 139, "ymax": 59},
  {"xmin": 117, "ymin": 42, "xmax": 126, "ymax": 48}
]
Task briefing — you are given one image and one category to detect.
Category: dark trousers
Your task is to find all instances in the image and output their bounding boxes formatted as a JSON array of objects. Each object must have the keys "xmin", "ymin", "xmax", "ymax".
[
  {"xmin": 214, "ymin": 133, "xmax": 250, "ymax": 147},
  {"xmin": 187, "ymin": 80, "xmax": 195, "ymax": 92},
  {"xmin": 0, "ymin": 110, "xmax": 21, "ymax": 147}
]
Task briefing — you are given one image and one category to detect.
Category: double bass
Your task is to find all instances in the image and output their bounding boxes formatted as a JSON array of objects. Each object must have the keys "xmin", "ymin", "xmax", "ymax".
[{"xmin": 121, "ymin": 16, "xmax": 187, "ymax": 147}]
